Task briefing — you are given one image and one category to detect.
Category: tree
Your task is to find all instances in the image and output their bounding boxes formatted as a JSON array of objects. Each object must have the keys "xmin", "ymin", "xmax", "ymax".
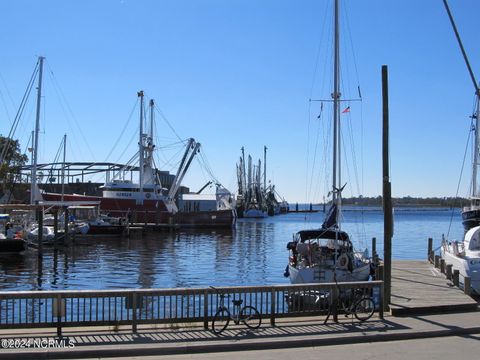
[{"xmin": 0, "ymin": 135, "xmax": 28, "ymax": 198}]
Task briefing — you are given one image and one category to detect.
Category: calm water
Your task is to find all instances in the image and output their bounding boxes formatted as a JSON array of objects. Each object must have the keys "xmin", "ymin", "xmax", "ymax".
[{"xmin": 0, "ymin": 207, "xmax": 464, "ymax": 291}]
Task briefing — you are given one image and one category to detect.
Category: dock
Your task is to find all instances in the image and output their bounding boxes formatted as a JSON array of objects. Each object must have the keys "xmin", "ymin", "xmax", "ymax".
[{"xmin": 390, "ymin": 260, "xmax": 478, "ymax": 316}]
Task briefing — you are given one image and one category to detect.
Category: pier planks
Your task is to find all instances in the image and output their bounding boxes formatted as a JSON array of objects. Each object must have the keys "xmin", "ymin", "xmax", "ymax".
[{"xmin": 389, "ymin": 260, "xmax": 478, "ymax": 316}]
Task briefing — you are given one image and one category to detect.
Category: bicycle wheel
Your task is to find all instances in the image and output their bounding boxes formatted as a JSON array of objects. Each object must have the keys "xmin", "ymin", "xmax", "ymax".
[
  {"xmin": 240, "ymin": 305, "xmax": 261, "ymax": 329},
  {"xmin": 354, "ymin": 296, "xmax": 375, "ymax": 321},
  {"xmin": 212, "ymin": 309, "xmax": 230, "ymax": 334}
]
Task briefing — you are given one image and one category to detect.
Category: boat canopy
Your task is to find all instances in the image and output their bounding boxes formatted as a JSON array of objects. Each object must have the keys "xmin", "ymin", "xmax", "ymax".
[{"xmin": 296, "ymin": 228, "xmax": 350, "ymax": 243}]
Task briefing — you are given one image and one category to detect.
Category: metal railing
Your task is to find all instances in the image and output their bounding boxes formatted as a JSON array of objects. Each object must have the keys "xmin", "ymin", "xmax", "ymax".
[{"xmin": 0, "ymin": 281, "xmax": 383, "ymax": 333}]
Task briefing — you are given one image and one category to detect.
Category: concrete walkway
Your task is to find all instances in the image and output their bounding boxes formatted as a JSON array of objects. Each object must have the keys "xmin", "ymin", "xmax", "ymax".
[{"xmin": 0, "ymin": 309, "xmax": 479, "ymax": 359}]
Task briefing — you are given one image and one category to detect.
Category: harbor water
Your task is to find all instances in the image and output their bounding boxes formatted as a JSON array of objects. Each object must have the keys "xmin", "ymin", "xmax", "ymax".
[{"xmin": 0, "ymin": 207, "xmax": 464, "ymax": 291}]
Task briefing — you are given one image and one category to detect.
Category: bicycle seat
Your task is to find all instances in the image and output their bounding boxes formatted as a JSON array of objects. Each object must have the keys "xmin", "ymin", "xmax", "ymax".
[{"xmin": 232, "ymin": 299, "xmax": 243, "ymax": 306}]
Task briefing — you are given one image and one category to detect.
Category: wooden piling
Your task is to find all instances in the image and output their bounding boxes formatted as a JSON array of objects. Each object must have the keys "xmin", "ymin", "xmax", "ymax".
[
  {"xmin": 63, "ymin": 207, "xmax": 69, "ymax": 244},
  {"xmin": 446, "ymin": 264, "xmax": 452, "ymax": 280},
  {"xmin": 440, "ymin": 258, "xmax": 446, "ymax": 274},
  {"xmin": 427, "ymin": 237, "xmax": 433, "ymax": 262},
  {"xmin": 464, "ymin": 277, "xmax": 471, "ymax": 296},
  {"xmin": 375, "ymin": 264, "xmax": 384, "ymax": 282},
  {"xmin": 372, "ymin": 237, "xmax": 377, "ymax": 258},
  {"xmin": 453, "ymin": 269, "xmax": 460, "ymax": 287},
  {"xmin": 37, "ymin": 209, "xmax": 43, "ymax": 257},
  {"xmin": 434, "ymin": 255, "xmax": 440, "ymax": 268},
  {"xmin": 382, "ymin": 65, "xmax": 393, "ymax": 310}
]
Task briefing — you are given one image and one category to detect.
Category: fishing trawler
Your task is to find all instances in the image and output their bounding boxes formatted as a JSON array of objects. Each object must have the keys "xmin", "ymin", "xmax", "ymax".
[{"xmin": 42, "ymin": 91, "xmax": 236, "ymax": 228}]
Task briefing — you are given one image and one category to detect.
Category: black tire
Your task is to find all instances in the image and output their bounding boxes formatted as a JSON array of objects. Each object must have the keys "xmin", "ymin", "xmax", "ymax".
[
  {"xmin": 354, "ymin": 296, "xmax": 375, "ymax": 321},
  {"xmin": 240, "ymin": 305, "xmax": 261, "ymax": 329},
  {"xmin": 212, "ymin": 309, "xmax": 230, "ymax": 334}
]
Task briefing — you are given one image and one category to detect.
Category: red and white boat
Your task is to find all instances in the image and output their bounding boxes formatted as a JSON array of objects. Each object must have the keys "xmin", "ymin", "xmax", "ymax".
[{"xmin": 42, "ymin": 91, "xmax": 236, "ymax": 228}]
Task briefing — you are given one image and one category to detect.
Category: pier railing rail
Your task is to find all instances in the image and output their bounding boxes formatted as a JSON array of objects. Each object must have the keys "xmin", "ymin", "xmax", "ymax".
[{"xmin": 0, "ymin": 281, "xmax": 383, "ymax": 333}]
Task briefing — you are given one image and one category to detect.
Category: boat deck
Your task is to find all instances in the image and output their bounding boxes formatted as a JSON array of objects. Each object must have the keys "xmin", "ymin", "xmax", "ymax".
[{"xmin": 390, "ymin": 260, "xmax": 478, "ymax": 316}]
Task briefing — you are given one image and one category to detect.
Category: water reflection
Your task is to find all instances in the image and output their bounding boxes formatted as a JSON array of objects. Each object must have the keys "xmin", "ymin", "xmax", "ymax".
[{"xmin": 0, "ymin": 210, "xmax": 465, "ymax": 291}]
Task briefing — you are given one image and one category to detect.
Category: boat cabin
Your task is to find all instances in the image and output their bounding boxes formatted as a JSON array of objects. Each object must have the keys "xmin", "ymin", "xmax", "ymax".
[
  {"xmin": 287, "ymin": 228, "xmax": 354, "ymax": 269},
  {"xmin": 465, "ymin": 226, "xmax": 480, "ymax": 252}
]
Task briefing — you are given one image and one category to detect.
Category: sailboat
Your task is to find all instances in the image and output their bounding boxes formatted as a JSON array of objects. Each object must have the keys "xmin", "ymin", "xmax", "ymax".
[
  {"xmin": 284, "ymin": 0, "xmax": 371, "ymax": 284},
  {"xmin": 440, "ymin": 0, "xmax": 480, "ymax": 295}
]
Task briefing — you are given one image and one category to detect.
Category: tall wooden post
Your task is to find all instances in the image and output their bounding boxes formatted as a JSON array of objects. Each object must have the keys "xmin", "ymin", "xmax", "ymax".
[
  {"xmin": 427, "ymin": 237, "xmax": 433, "ymax": 262},
  {"xmin": 53, "ymin": 210, "xmax": 59, "ymax": 249},
  {"xmin": 63, "ymin": 207, "xmax": 69, "ymax": 244},
  {"xmin": 382, "ymin": 65, "xmax": 393, "ymax": 310},
  {"xmin": 37, "ymin": 208, "xmax": 43, "ymax": 257}
]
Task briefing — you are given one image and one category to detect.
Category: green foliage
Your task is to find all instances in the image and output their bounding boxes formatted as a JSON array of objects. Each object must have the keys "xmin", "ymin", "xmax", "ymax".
[{"xmin": 0, "ymin": 135, "xmax": 29, "ymax": 196}]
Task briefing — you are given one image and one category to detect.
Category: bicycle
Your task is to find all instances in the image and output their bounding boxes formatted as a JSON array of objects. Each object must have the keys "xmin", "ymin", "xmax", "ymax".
[
  {"xmin": 210, "ymin": 286, "xmax": 262, "ymax": 334},
  {"xmin": 324, "ymin": 287, "xmax": 375, "ymax": 324}
]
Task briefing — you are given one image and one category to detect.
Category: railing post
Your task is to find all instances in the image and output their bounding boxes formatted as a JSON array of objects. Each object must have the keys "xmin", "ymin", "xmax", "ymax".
[
  {"xmin": 270, "ymin": 287, "xmax": 276, "ymax": 326},
  {"xmin": 464, "ymin": 277, "xmax": 471, "ymax": 296},
  {"xmin": 56, "ymin": 294, "xmax": 63, "ymax": 337},
  {"xmin": 379, "ymin": 281, "xmax": 384, "ymax": 319},
  {"xmin": 132, "ymin": 292, "xmax": 137, "ymax": 333},
  {"xmin": 203, "ymin": 289, "xmax": 209, "ymax": 330},
  {"xmin": 453, "ymin": 269, "xmax": 460, "ymax": 287},
  {"xmin": 446, "ymin": 264, "xmax": 453, "ymax": 280},
  {"xmin": 332, "ymin": 284, "xmax": 338, "ymax": 323},
  {"xmin": 427, "ymin": 237, "xmax": 433, "ymax": 262}
]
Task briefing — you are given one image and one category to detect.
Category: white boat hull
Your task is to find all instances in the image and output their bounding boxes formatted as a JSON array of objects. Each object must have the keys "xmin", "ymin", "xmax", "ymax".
[
  {"xmin": 441, "ymin": 248, "xmax": 480, "ymax": 295},
  {"xmin": 288, "ymin": 263, "xmax": 370, "ymax": 284}
]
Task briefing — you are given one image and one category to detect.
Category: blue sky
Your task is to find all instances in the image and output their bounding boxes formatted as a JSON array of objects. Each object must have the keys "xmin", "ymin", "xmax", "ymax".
[{"xmin": 1, "ymin": 0, "xmax": 479, "ymax": 203}]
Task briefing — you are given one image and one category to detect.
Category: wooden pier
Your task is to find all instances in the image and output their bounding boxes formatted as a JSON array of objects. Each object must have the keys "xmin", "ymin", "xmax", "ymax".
[{"xmin": 389, "ymin": 260, "xmax": 478, "ymax": 316}]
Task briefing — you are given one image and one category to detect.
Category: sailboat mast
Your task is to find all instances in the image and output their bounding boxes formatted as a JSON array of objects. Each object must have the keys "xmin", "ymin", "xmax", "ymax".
[
  {"xmin": 241, "ymin": 147, "xmax": 246, "ymax": 193},
  {"xmin": 332, "ymin": 0, "xmax": 341, "ymax": 211},
  {"xmin": 31, "ymin": 56, "xmax": 44, "ymax": 205},
  {"xmin": 61, "ymin": 134, "xmax": 66, "ymax": 202},
  {"xmin": 442, "ymin": 0, "xmax": 480, "ymax": 198},
  {"xmin": 263, "ymin": 145, "xmax": 267, "ymax": 191},
  {"xmin": 474, "ymin": 96, "xmax": 480, "ymax": 197},
  {"xmin": 138, "ymin": 91, "xmax": 144, "ymax": 192},
  {"xmin": 149, "ymin": 99, "xmax": 154, "ymax": 141}
]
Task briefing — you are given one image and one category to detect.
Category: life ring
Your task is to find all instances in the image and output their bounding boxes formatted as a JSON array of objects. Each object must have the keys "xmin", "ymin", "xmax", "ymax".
[
  {"xmin": 337, "ymin": 253, "xmax": 349, "ymax": 269},
  {"xmin": 145, "ymin": 193, "xmax": 151, "ymax": 199}
]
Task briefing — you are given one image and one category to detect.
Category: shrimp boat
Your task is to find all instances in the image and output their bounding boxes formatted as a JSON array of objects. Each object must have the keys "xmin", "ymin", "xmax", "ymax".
[
  {"xmin": 284, "ymin": 0, "xmax": 370, "ymax": 284},
  {"xmin": 42, "ymin": 91, "xmax": 236, "ymax": 228},
  {"xmin": 441, "ymin": 0, "xmax": 480, "ymax": 294}
]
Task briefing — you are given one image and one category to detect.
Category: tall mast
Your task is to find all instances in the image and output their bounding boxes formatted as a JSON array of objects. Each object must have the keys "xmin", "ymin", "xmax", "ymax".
[
  {"xmin": 442, "ymin": 0, "xmax": 480, "ymax": 198},
  {"xmin": 332, "ymin": 0, "xmax": 341, "ymax": 214},
  {"xmin": 263, "ymin": 145, "xmax": 267, "ymax": 191},
  {"xmin": 149, "ymin": 99, "xmax": 154, "ymax": 141},
  {"xmin": 31, "ymin": 56, "xmax": 44, "ymax": 205},
  {"xmin": 61, "ymin": 134, "xmax": 66, "ymax": 202},
  {"xmin": 474, "ymin": 96, "xmax": 480, "ymax": 197},
  {"xmin": 138, "ymin": 90, "xmax": 144, "ymax": 192},
  {"xmin": 241, "ymin": 147, "xmax": 246, "ymax": 194}
]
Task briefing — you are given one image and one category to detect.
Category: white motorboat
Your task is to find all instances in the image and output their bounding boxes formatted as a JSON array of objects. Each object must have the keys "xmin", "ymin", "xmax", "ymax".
[
  {"xmin": 27, "ymin": 225, "xmax": 56, "ymax": 244},
  {"xmin": 441, "ymin": 226, "xmax": 480, "ymax": 295}
]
